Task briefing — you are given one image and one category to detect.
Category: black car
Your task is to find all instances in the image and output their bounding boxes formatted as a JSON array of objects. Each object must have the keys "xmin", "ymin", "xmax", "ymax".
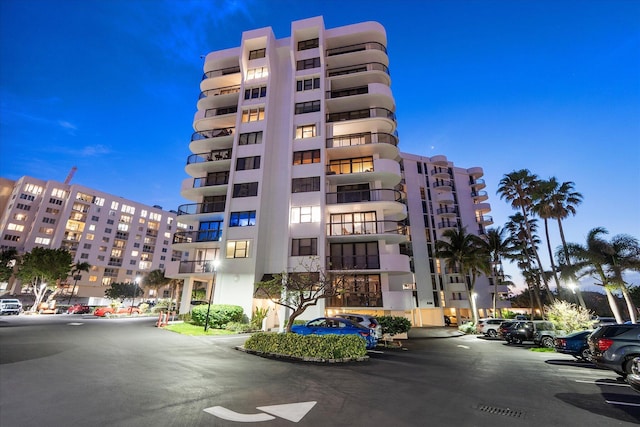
[{"xmin": 587, "ymin": 324, "xmax": 640, "ymax": 377}]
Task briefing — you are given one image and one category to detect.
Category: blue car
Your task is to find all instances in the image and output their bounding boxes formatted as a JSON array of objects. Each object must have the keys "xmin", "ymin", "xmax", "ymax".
[
  {"xmin": 554, "ymin": 330, "xmax": 592, "ymax": 361},
  {"xmin": 291, "ymin": 317, "xmax": 378, "ymax": 349}
]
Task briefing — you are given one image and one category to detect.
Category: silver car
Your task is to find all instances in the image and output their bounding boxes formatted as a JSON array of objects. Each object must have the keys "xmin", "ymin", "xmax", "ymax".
[{"xmin": 335, "ymin": 313, "xmax": 383, "ymax": 339}]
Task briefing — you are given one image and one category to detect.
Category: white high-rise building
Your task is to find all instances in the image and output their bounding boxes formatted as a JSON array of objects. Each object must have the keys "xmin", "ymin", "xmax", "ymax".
[
  {"xmin": 0, "ymin": 176, "xmax": 188, "ymax": 299},
  {"xmin": 169, "ymin": 17, "xmax": 507, "ymax": 326}
]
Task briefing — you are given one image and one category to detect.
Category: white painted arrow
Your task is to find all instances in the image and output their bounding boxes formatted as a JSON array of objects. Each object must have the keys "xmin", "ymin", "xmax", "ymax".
[
  {"xmin": 257, "ymin": 401, "xmax": 317, "ymax": 422},
  {"xmin": 203, "ymin": 401, "xmax": 316, "ymax": 423}
]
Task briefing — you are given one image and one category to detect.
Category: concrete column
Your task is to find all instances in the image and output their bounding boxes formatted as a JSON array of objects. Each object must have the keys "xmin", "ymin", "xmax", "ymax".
[{"xmin": 179, "ymin": 277, "xmax": 195, "ymax": 314}]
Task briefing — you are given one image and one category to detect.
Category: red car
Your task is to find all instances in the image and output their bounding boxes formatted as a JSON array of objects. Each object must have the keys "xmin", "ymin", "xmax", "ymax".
[
  {"xmin": 94, "ymin": 306, "xmax": 140, "ymax": 317},
  {"xmin": 67, "ymin": 304, "xmax": 91, "ymax": 314}
]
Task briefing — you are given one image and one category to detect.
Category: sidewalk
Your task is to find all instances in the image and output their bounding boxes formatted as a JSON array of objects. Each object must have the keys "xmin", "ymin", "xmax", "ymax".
[{"xmin": 407, "ymin": 326, "xmax": 465, "ymax": 339}]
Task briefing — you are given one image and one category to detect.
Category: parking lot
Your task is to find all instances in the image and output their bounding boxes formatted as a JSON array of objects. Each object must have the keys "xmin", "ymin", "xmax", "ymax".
[{"xmin": 1, "ymin": 316, "xmax": 638, "ymax": 426}]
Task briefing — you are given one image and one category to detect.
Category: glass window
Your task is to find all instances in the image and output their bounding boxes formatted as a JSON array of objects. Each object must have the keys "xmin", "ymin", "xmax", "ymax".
[
  {"xmin": 238, "ymin": 131, "xmax": 263, "ymax": 145},
  {"xmin": 292, "ymin": 177, "xmax": 320, "ymax": 193},
  {"xmin": 229, "ymin": 211, "xmax": 256, "ymax": 227},
  {"xmin": 242, "ymin": 107, "xmax": 265, "ymax": 122},
  {"xmin": 248, "ymin": 48, "xmax": 266, "ymax": 60},
  {"xmin": 291, "ymin": 238, "xmax": 317, "ymax": 256},
  {"xmin": 236, "ymin": 156, "xmax": 261, "ymax": 171},
  {"xmin": 296, "ymin": 77, "xmax": 320, "ymax": 92},
  {"xmin": 232, "ymin": 182, "xmax": 259, "ymax": 198},
  {"xmin": 290, "ymin": 206, "xmax": 321, "ymax": 223},
  {"xmin": 293, "ymin": 150, "xmax": 320, "ymax": 165},
  {"xmin": 296, "ymin": 57, "xmax": 320, "ymax": 70},
  {"xmin": 226, "ymin": 240, "xmax": 250, "ymax": 258},
  {"xmin": 295, "ymin": 101, "xmax": 320, "ymax": 114},
  {"xmin": 297, "ymin": 38, "xmax": 319, "ymax": 51},
  {"xmin": 295, "ymin": 125, "xmax": 317, "ymax": 139}
]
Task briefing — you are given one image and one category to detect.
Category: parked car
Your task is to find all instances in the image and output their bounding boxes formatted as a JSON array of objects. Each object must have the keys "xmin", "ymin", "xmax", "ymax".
[
  {"xmin": 498, "ymin": 321, "xmax": 519, "ymax": 339},
  {"xmin": 626, "ymin": 357, "xmax": 640, "ymax": 393},
  {"xmin": 94, "ymin": 306, "xmax": 140, "ymax": 317},
  {"xmin": 67, "ymin": 304, "xmax": 91, "ymax": 314},
  {"xmin": 593, "ymin": 317, "xmax": 618, "ymax": 327},
  {"xmin": 588, "ymin": 324, "xmax": 640, "ymax": 377},
  {"xmin": 477, "ymin": 318, "xmax": 506, "ymax": 337},
  {"xmin": 554, "ymin": 330, "xmax": 592, "ymax": 361},
  {"xmin": 334, "ymin": 313, "xmax": 383, "ymax": 339},
  {"xmin": 290, "ymin": 317, "xmax": 378, "ymax": 349},
  {"xmin": 0, "ymin": 299, "xmax": 22, "ymax": 315},
  {"xmin": 502, "ymin": 320, "xmax": 556, "ymax": 347}
]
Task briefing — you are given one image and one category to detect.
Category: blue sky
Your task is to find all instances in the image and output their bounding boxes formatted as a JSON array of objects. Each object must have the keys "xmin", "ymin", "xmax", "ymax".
[{"xmin": 1, "ymin": 0, "xmax": 639, "ymax": 291}]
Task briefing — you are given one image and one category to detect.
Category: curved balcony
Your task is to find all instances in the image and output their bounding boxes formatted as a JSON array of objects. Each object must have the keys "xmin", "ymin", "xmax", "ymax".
[
  {"xmin": 435, "ymin": 192, "xmax": 455, "ymax": 204},
  {"xmin": 326, "ymin": 253, "xmax": 410, "ymax": 275},
  {"xmin": 476, "ymin": 215, "xmax": 494, "ymax": 226},
  {"xmin": 326, "ymin": 188, "xmax": 406, "ymax": 216},
  {"xmin": 474, "ymin": 202, "xmax": 491, "ymax": 214},
  {"xmin": 471, "ymin": 190, "xmax": 489, "ymax": 202},
  {"xmin": 430, "ymin": 167, "xmax": 451, "ymax": 178},
  {"xmin": 327, "ymin": 107, "xmax": 396, "ymax": 134},
  {"xmin": 325, "ymin": 82, "xmax": 394, "ymax": 114},
  {"xmin": 446, "ymin": 282, "xmax": 468, "ymax": 293},
  {"xmin": 326, "ymin": 220, "xmax": 409, "ymax": 244},
  {"xmin": 467, "ymin": 167, "xmax": 484, "ymax": 178},
  {"xmin": 172, "ymin": 230, "xmax": 222, "ymax": 251},
  {"xmin": 197, "ymin": 84, "xmax": 241, "ymax": 111},
  {"xmin": 184, "ymin": 149, "xmax": 233, "ymax": 176},
  {"xmin": 326, "ymin": 62, "xmax": 391, "ymax": 88},
  {"xmin": 437, "ymin": 221, "xmax": 460, "ymax": 230},
  {"xmin": 189, "ymin": 127, "xmax": 234, "ymax": 153},
  {"xmin": 430, "ymin": 155, "xmax": 449, "ymax": 166},
  {"xmin": 432, "ymin": 180, "xmax": 454, "ymax": 192},
  {"xmin": 177, "ymin": 201, "xmax": 226, "ymax": 217},
  {"xmin": 326, "ymin": 41, "xmax": 387, "ymax": 57},
  {"xmin": 193, "ymin": 106, "xmax": 237, "ymax": 133},
  {"xmin": 326, "ymin": 132, "xmax": 398, "ymax": 160},
  {"xmin": 470, "ymin": 178, "xmax": 486, "ymax": 190},
  {"xmin": 200, "ymin": 65, "xmax": 241, "ymax": 93},
  {"xmin": 202, "ymin": 65, "xmax": 241, "ymax": 81},
  {"xmin": 436, "ymin": 207, "xmax": 458, "ymax": 217},
  {"xmin": 326, "ymin": 158, "xmax": 401, "ymax": 188},
  {"xmin": 181, "ymin": 176, "xmax": 228, "ymax": 200}
]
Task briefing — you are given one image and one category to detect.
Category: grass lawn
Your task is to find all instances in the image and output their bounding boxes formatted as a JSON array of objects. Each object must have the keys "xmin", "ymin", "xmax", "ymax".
[{"xmin": 162, "ymin": 322, "xmax": 236, "ymax": 336}]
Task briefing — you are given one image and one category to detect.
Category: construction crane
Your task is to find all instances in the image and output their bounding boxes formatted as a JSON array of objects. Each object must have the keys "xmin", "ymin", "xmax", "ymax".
[{"xmin": 64, "ymin": 166, "xmax": 77, "ymax": 184}]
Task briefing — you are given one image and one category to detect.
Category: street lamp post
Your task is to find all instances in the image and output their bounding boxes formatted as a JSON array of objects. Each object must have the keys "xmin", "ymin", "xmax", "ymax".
[
  {"xmin": 204, "ymin": 259, "xmax": 220, "ymax": 332},
  {"xmin": 132, "ymin": 276, "xmax": 141, "ymax": 312}
]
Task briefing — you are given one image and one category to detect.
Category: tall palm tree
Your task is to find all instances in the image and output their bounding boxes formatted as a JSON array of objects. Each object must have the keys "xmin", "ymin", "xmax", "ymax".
[
  {"xmin": 435, "ymin": 227, "xmax": 489, "ymax": 325},
  {"xmin": 479, "ymin": 227, "xmax": 514, "ymax": 317},
  {"xmin": 66, "ymin": 261, "xmax": 91, "ymax": 304},
  {"xmin": 605, "ymin": 233, "xmax": 640, "ymax": 323},
  {"xmin": 497, "ymin": 169, "xmax": 556, "ymax": 304},
  {"xmin": 531, "ymin": 178, "xmax": 564, "ymax": 298},
  {"xmin": 567, "ymin": 227, "xmax": 622, "ymax": 323},
  {"xmin": 547, "ymin": 179, "xmax": 585, "ymax": 308}
]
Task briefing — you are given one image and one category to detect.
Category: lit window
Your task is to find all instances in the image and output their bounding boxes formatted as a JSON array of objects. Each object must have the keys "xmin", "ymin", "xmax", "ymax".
[
  {"xmin": 242, "ymin": 107, "xmax": 265, "ymax": 123},
  {"xmin": 291, "ymin": 206, "xmax": 321, "ymax": 224},
  {"xmin": 7, "ymin": 223, "xmax": 24, "ymax": 232},
  {"xmin": 293, "ymin": 150, "xmax": 320, "ymax": 165},
  {"xmin": 34, "ymin": 237, "xmax": 51, "ymax": 245},
  {"xmin": 295, "ymin": 125, "xmax": 317, "ymax": 139},
  {"xmin": 226, "ymin": 240, "xmax": 250, "ymax": 258},
  {"xmin": 246, "ymin": 67, "xmax": 268, "ymax": 80},
  {"xmin": 111, "ymin": 201, "xmax": 119, "ymax": 210}
]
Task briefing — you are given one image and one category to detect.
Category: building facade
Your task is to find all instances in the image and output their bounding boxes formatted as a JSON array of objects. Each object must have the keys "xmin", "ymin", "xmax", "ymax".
[
  {"xmin": 0, "ymin": 176, "xmax": 188, "ymax": 300},
  {"xmin": 170, "ymin": 17, "xmax": 508, "ymax": 327}
]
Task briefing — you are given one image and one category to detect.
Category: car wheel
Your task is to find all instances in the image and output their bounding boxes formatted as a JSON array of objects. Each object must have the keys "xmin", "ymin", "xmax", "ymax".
[
  {"xmin": 623, "ymin": 357, "xmax": 638, "ymax": 375},
  {"xmin": 487, "ymin": 330, "xmax": 497, "ymax": 338},
  {"xmin": 580, "ymin": 348, "xmax": 592, "ymax": 361},
  {"xmin": 540, "ymin": 336, "xmax": 554, "ymax": 348}
]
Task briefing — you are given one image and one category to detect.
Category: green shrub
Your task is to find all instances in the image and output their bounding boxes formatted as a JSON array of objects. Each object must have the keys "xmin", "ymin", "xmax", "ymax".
[
  {"xmin": 458, "ymin": 322, "xmax": 477, "ymax": 334},
  {"xmin": 251, "ymin": 307, "xmax": 270, "ymax": 330},
  {"xmin": 225, "ymin": 322, "xmax": 255, "ymax": 333},
  {"xmin": 137, "ymin": 303, "xmax": 149, "ymax": 313},
  {"xmin": 377, "ymin": 316, "xmax": 412, "ymax": 335},
  {"xmin": 190, "ymin": 304, "xmax": 244, "ymax": 328},
  {"xmin": 244, "ymin": 332, "xmax": 367, "ymax": 360}
]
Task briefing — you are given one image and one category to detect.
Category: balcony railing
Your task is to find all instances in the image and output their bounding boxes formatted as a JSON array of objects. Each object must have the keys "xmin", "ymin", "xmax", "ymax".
[
  {"xmin": 437, "ymin": 221, "xmax": 460, "ymax": 229},
  {"xmin": 201, "ymin": 65, "xmax": 241, "ymax": 80},
  {"xmin": 326, "ymin": 132, "xmax": 398, "ymax": 149},
  {"xmin": 431, "ymin": 168, "xmax": 451, "ymax": 176},
  {"xmin": 326, "ymin": 41, "xmax": 387, "ymax": 57},
  {"xmin": 326, "ymin": 255, "xmax": 380, "ymax": 270},
  {"xmin": 471, "ymin": 190, "xmax": 488, "ymax": 198},
  {"xmin": 436, "ymin": 207, "xmax": 458, "ymax": 215},
  {"xmin": 327, "ymin": 220, "xmax": 407, "ymax": 237},
  {"xmin": 199, "ymin": 85, "xmax": 241, "ymax": 99},
  {"xmin": 173, "ymin": 230, "xmax": 222, "ymax": 244},
  {"xmin": 177, "ymin": 201, "xmax": 226, "ymax": 216},
  {"xmin": 204, "ymin": 106, "xmax": 238, "ymax": 117},
  {"xmin": 432, "ymin": 180, "xmax": 454, "ymax": 188},
  {"xmin": 326, "ymin": 188, "xmax": 403, "ymax": 205},
  {"xmin": 326, "ymin": 62, "xmax": 389, "ymax": 78},
  {"xmin": 186, "ymin": 149, "xmax": 233, "ymax": 165},
  {"xmin": 326, "ymin": 86, "xmax": 368, "ymax": 99},
  {"xmin": 178, "ymin": 260, "xmax": 219, "ymax": 274},
  {"xmin": 327, "ymin": 107, "xmax": 395, "ymax": 123},
  {"xmin": 191, "ymin": 127, "xmax": 235, "ymax": 142},
  {"xmin": 193, "ymin": 176, "xmax": 229, "ymax": 189}
]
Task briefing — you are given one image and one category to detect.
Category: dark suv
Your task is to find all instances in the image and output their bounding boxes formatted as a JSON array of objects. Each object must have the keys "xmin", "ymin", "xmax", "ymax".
[
  {"xmin": 502, "ymin": 320, "xmax": 556, "ymax": 347},
  {"xmin": 588, "ymin": 324, "xmax": 640, "ymax": 377}
]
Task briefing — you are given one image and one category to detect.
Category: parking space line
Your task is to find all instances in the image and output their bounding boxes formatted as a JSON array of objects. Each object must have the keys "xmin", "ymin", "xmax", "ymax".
[
  {"xmin": 574, "ymin": 379, "xmax": 629, "ymax": 387},
  {"xmin": 605, "ymin": 400, "xmax": 640, "ymax": 407}
]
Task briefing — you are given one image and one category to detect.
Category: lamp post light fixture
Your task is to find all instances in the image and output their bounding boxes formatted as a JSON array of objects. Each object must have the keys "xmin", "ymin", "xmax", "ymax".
[{"xmin": 204, "ymin": 259, "xmax": 220, "ymax": 332}]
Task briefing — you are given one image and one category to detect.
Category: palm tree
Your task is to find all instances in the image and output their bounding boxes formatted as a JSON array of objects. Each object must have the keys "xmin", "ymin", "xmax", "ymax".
[
  {"xmin": 142, "ymin": 269, "xmax": 171, "ymax": 301},
  {"xmin": 435, "ymin": 227, "xmax": 489, "ymax": 325},
  {"xmin": 497, "ymin": 170, "xmax": 556, "ymax": 304},
  {"xmin": 66, "ymin": 261, "xmax": 91, "ymax": 304},
  {"xmin": 605, "ymin": 233, "xmax": 640, "ymax": 323},
  {"xmin": 567, "ymin": 227, "xmax": 622, "ymax": 323},
  {"xmin": 531, "ymin": 178, "xmax": 564, "ymax": 298},
  {"xmin": 478, "ymin": 227, "xmax": 514, "ymax": 317}
]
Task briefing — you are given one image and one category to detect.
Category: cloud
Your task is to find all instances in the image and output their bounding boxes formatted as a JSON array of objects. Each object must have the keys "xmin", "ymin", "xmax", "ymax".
[{"xmin": 79, "ymin": 144, "xmax": 111, "ymax": 157}]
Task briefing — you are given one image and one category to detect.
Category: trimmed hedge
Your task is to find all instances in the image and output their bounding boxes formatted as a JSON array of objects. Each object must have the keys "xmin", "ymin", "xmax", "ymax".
[
  {"xmin": 377, "ymin": 316, "xmax": 412, "ymax": 336},
  {"xmin": 244, "ymin": 332, "xmax": 367, "ymax": 360},
  {"xmin": 191, "ymin": 304, "xmax": 244, "ymax": 328}
]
